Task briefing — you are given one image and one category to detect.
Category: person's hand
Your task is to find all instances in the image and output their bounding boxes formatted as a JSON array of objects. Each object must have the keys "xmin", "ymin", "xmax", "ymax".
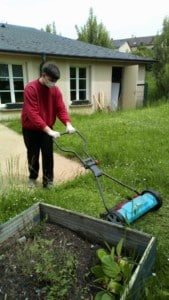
[
  {"xmin": 66, "ymin": 123, "xmax": 76, "ymax": 134},
  {"xmin": 48, "ymin": 129, "xmax": 60, "ymax": 138}
]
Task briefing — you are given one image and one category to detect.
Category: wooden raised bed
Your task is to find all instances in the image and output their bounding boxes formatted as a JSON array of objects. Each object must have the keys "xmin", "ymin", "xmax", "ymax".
[{"xmin": 0, "ymin": 202, "xmax": 156, "ymax": 300}]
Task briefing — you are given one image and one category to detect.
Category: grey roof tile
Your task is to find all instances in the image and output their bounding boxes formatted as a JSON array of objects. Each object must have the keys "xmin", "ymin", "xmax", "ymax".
[{"xmin": 0, "ymin": 24, "xmax": 154, "ymax": 63}]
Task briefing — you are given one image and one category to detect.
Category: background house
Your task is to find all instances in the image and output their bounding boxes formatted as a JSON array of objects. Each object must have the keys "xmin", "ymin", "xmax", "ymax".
[
  {"xmin": 113, "ymin": 40, "xmax": 131, "ymax": 53},
  {"xmin": 113, "ymin": 35, "xmax": 155, "ymax": 53},
  {"xmin": 0, "ymin": 24, "xmax": 154, "ymax": 119}
]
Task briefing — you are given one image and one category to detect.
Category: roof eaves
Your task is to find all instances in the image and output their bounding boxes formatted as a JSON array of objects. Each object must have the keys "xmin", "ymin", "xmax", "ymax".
[{"xmin": 0, "ymin": 49, "xmax": 156, "ymax": 64}]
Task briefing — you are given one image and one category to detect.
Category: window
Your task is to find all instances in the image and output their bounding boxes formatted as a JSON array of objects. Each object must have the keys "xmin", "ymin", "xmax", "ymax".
[
  {"xmin": 70, "ymin": 67, "xmax": 89, "ymax": 104},
  {"xmin": 0, "ymin": 64, "xmax": 24, "ymax": 106}
]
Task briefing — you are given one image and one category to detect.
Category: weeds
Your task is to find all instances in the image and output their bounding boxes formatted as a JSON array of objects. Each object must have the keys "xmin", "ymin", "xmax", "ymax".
[{"xmin": 13, "ymin": 235, "xmax": 77, "ymax": 299}]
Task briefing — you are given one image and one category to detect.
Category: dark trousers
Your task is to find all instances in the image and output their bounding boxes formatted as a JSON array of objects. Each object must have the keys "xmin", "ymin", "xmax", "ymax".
[{"xmin": 22, "ymin": 128, "xmax": 54, "ymax": 186}]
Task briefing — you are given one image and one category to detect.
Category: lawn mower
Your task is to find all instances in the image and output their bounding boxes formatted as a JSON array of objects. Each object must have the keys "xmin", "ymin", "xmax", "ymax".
[{"xmin": 53, "ymin": 130, "xmax": 162, "ymax": 225}]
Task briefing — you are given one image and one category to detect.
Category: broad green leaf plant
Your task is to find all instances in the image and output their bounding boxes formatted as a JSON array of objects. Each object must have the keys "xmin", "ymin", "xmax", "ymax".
[{"xmin": 91, "ymin": 238, "xmax": 135, "ymax": 300}]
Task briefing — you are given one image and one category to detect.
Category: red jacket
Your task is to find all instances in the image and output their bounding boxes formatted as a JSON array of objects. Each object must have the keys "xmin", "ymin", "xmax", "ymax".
[{"xmin": 21, "ymin": 79, "xmax": 70, "ymax": 130}]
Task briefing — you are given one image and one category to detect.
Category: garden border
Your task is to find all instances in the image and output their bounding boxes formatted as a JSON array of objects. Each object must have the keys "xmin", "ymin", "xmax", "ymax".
[{"xmin": 0, "ymin": 202, "xmax": 156, "ymax": 299}]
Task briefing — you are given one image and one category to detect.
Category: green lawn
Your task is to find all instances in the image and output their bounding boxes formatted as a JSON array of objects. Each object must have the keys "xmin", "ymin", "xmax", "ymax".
[{"xmin": 1, "ymin": 103, "xmax": 169, "ymax": 299}]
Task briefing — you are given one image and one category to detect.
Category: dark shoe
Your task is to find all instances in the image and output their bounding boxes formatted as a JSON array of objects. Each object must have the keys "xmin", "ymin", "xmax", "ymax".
[
  {"xmin": 28, "ymin": 179, "xmax": 37, "ymax": 188},
  {"xmin": 43, "ymin": 181, "xmax": 54, "ymax": 189}
]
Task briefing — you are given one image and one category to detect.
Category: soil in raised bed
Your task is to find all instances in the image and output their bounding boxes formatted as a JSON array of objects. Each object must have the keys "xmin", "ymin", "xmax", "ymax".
[{"xmin": 0, "ymin": 222, "xmax": 102, "ymax": 300}]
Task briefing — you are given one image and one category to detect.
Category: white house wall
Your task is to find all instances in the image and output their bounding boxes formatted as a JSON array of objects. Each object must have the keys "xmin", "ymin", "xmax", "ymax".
[
  {"xmin": 138, "ymin": 65, "xmax": 145, "ymax": 83},
  {"xmin": 90, "ymin": 62, "xmax": 112, "ymax": 110},
  {"xmin": 52, "ymin": 59, "xmax": 113, "ymax": 112},
  {"xmin": 136, "ymin": 65, "xmax": 146, "ymax": 107},
  {"xmin": 121, "ymin": 65, "xmax": 138, "ymax": 109},
  {"xmin": 0, "ymin": 53, "xmax": 145, "ymax": 114}
]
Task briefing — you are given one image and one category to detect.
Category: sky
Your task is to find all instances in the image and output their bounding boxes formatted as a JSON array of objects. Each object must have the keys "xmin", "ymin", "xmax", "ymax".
[{"xmin": 1, "ymin": 0, "xmax": 168, "ymax": 40}]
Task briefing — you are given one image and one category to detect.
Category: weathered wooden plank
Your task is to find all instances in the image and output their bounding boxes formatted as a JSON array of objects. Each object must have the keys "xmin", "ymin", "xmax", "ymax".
[
  {"xmin": 39, "ymin": 202, "xmax": 153, "ymax": 256},
  {"xmin": 0, "ymin": 203, "xmax": 40, "ymax": 248},
  {"xmin": 121, "ymin": 237, "xmax": 156, "ymax": 299}
]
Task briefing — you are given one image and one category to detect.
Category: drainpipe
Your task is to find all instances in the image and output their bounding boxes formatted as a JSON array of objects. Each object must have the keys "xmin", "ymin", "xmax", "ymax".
[{"xmin": 39, "ymin": 53, "xmax": 47, "ymax": 75}]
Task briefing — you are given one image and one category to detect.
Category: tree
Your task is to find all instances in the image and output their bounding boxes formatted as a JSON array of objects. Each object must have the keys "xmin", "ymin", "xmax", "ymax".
[
  {"xmin": 131, "ymin": 45, "xmax": 153, "ymax": 59},
  {"xmin": 152, "ymin": 17, "xmax": 169, "ymax": 99},
  {"xmin": 131, "ymin": 45, "xmax": 154, "ymax": 72},
  {"xmin": 75, "ymin": 8, "xmax": 114, "ymax": 49},
  {"xmin": 43, "ymin": 22, "xmax": 57, "ymax": 34}
]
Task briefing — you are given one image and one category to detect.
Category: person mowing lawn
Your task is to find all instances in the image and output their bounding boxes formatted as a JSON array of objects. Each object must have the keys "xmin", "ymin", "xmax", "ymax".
[{"xmin": 21, "ymin": 61, "xmax": 75, "ymax": 189}]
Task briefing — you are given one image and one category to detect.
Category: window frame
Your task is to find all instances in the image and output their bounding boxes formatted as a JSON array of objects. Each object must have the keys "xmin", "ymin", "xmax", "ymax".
[
  {"xmin": 69, "ymin": 66, "xmax": 90, "ymax": 105},
  {"xmin": 0, "ymin": 63, "xmax": 24, "ymax": 107}
]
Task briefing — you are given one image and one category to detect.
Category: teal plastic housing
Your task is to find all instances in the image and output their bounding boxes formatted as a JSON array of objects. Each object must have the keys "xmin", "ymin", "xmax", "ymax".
[{"xmin": 117, "ymin": 191, "xmax": 161, "ymax": 223}]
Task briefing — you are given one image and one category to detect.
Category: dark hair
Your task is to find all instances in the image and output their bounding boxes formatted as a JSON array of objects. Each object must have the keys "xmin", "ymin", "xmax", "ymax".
[{"xmin": 41, "ymin": 61, "xmax": 60, "ymax": 80}]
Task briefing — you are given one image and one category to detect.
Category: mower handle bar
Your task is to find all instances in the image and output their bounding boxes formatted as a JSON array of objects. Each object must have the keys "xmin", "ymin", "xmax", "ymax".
[
  {"xmin": 53, "ymin": 130, "xmax": 90, "ymax": 165},
  {"xmin": 53, "ymin": 130, "xmax": 140, "ymax": 195}
]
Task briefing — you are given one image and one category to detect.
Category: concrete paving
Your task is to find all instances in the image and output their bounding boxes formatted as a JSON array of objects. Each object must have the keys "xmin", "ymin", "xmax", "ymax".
[{"xmin": 0, "ymin": 124, "xmax": 86, "ymax": 186}]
